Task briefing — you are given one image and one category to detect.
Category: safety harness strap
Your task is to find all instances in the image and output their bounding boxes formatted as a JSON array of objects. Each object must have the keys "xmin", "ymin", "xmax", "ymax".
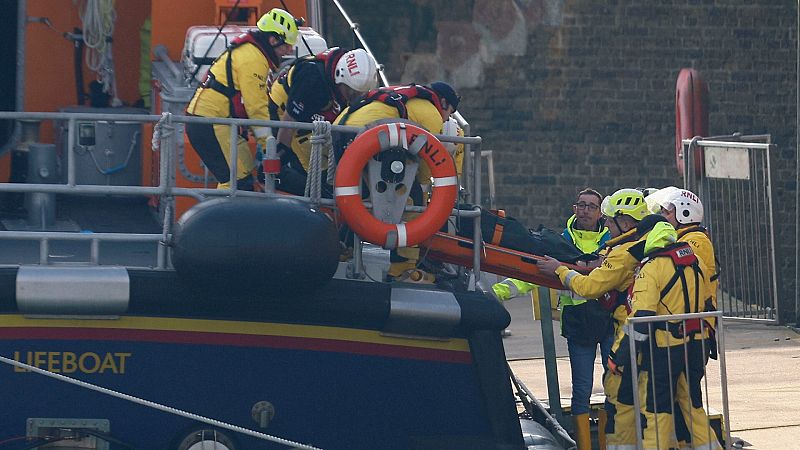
[
  {"xmin": 490, "ymin": 210, "xmax": 506, "ymax": 245},
  {"xmin": 339, "ymin": 84, "xmax": 441, "ymax": 125}
]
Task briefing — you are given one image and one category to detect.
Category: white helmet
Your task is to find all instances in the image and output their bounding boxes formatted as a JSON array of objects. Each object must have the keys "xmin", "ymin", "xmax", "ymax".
[
  {"xmin": 666, "ymin": 189, "xmax": 704, "ymax": 224},
  {"xmin": 644, "ymin": 186, "xmax": 681, "ymax": 214},
  {"xmin": 334, "ymin": 49, "xmax": 379, "ymax": 93},
  {"xmin": 645, "ymin": 186, "xmax": 703, "ymax": 224}
]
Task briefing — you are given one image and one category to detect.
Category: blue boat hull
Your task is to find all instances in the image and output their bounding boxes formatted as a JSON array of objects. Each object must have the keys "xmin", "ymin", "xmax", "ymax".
[{"xmin": 0, "ymin": 269, "xmax": 522, "ymax": 449}]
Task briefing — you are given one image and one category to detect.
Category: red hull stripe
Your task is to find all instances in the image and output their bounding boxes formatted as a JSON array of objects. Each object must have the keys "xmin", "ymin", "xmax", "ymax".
[{"xmin": 0, "ymin": 328, "xmax": 473, "ymax": 364}]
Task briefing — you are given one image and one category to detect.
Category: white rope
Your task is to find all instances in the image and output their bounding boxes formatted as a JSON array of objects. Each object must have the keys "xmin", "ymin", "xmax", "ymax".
[
  {"xmin": 151, "ymin": 112, "xmax": 174, "ymax": 151},
  {"xmin": 0, "ymin": 354, "xmax": 323, "ymax": 450},
  {"xmin": 78, "ymin": 0, "xmax": 120, "ymax": 105},
  {"xmin": 326, "ymin": 135, "xmax": 337, "ymax": 186},
  {"xmin": 306, "ymin": 120, "xmax": 332, "ymax": 202}
]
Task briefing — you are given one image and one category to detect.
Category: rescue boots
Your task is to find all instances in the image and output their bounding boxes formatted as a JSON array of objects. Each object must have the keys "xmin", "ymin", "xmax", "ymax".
[{"xmin": 573, "ymin": 413, "xmax": 592, "ymax": 450}]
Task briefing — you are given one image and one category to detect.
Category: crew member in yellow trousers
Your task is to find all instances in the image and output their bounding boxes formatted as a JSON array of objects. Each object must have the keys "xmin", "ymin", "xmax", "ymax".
[
  {"xmin": 186, "ymin": 9, "xmax": 298, "ymax": 190},
  {"xmin": 647, "ymin": 187, "xmax": 720, "ymax": 449},
  {"xmin": 538, "ymin": 188, "xmax": 650, "ymax": 450},
  {"xmin": 611, "ymin": 216, "xmax": 722, "ymax": 450}
]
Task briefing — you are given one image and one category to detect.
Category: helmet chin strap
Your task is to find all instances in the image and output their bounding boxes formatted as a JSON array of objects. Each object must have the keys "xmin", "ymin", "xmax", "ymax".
[
  {"xmin": 255, "ymin": 32, "xmax": 283, "ymax": 67},
  {"xmin": 612, "ymin": 215, "xmax": 632, "ymax": 235}
]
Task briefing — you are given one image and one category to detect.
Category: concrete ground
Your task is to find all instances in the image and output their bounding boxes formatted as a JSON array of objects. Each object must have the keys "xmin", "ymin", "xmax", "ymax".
[{"xmin": 501, "ymin": 295, "xmax": 800, "ymax": 450}]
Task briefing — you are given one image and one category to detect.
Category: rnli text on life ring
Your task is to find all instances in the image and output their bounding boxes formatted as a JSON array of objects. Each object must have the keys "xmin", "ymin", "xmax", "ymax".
[{"xmin": 334, "ymin": 122, "xmax": 458, "ymax": 249}]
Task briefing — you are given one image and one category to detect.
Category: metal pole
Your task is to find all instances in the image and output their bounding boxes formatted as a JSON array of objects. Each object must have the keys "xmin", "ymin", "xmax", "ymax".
[
  {"xmin": 796, "ymin": 0, "xmax": 799, "ymax": 326},
  {"xmin": 472, "ymin": 140, "xmax": 482, "ymax": 282},
  {"xmin": 229, "ymin": 123, "xmax": 238, "ymax": 195},
  {"xmin": 717, "ymin": 315, "xmax": 733, "ymax": 450},
  {"xmin": 307, "ymin": 0, "xmax": 323, "ymax": 35},
  {"xmin": 16, "ymin": 0, "xmax": 25, "ymax": 113},
  {"xmin": 90, "ymin": 239, "xmax": 100, "ymax": 264},
  {"xmin": 352, "ymin": 234, "xmax": 363, "ymax": 279},
  {"xmin": 455, "ymin": 113, "xmax": 472, "ymax": 203},
  {"xmin": 67, "ymin": 118, "xmax": 76, "ymax": 186},
  {"xmin": 627, "ymin": 323, "xmax": 644, "ymax": 450},
  {"xmin": 764, "ymin": 143, "xmax": 780, "ymax": 322},
  {"xmin": 39, "ymin": 238, "xmax": 49, "ymax": 265},
  {"xmin": 483, "ymin": 150, "xmax": 496, "ymax": 209},
  {"xmin": 330, "ymin": 0, "xmax": 389, "ymax": 87},
  {"xmin": 537, "ymin": 286, "xmax": 563, "ymax": 422},
  {"xmin": 158, "ymin": 114, "xmax": 176, "ymax": 270}
]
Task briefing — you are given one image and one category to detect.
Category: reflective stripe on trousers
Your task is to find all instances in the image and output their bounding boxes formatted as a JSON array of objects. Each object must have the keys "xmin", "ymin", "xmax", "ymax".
[
  {"xmin": 603, "ymin": 369, "xmax": 638, "ymax": 449},
  {"xmin": 640, "ymin": 342, "xmax": 722, "ymax": 450}
]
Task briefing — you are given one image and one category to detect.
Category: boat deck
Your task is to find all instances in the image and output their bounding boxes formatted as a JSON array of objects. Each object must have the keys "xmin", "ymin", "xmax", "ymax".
[{"xmin": 0, "ymin": 194, "xmax": 162, "ymax": 267}]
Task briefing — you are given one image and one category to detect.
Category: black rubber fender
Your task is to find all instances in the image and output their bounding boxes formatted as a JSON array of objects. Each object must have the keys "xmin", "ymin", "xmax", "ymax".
[{"xmin": 172, "ymin": 197, "xmax": 341, "ymax": 298}]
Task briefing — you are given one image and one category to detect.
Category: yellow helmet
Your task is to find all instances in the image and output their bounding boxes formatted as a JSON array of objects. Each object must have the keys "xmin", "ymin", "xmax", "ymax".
[
  {"xmin": 257, "ymin": 8, "xmax": 298, "ymax": 46},
  {"xmin": 601, "ymin": 188, "xmax": 649, "ymax": 221}
]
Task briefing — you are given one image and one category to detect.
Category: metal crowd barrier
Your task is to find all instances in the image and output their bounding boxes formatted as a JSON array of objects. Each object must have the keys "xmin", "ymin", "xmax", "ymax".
[
  {"xmin": 682, "ymin": 136, "xmax": 779, "ymax": 322},
  {"xmin": 626, "ymin": 311, "xmax": 731, "ymax": 450}
]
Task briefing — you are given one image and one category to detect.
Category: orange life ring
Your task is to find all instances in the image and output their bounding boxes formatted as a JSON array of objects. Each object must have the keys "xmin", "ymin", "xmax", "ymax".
[
  {"xmin": 334, "ymin": 122, "xmax": 458, "ymax": 249},
  {"xmin": 675, "ymin": 68, "xmax": 709, "ymax": 177}
]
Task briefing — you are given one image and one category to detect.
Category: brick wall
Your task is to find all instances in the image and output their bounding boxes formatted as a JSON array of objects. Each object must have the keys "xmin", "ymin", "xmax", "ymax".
[{"xmin": 322, "ymin": 0, "xmax": 798, "ymax": 324}]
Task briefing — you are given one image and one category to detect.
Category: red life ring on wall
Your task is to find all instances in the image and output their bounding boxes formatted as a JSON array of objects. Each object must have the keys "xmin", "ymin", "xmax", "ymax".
[
  {"xmin": 334, "ymin": 122, "xmax": 458, "ymax": 249},
  {"xmin": 675, "ymin": 68, "xmax": 709, "ymax": 177}
]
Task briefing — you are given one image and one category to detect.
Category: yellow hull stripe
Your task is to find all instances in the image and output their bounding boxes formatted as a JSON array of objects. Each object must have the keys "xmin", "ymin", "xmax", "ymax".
[{"xmin": 0, "ymin": 315, "xmax": 470, "ymax": 353}]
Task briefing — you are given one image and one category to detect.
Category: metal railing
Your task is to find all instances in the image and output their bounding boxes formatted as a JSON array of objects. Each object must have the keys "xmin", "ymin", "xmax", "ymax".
[
  {"xmin": 0, "ymin": 111, "xmax": 486, "ymax": 277},
  {"xmin": 626, "ymin": 311, "xmax": 731, "ymax": 450},
  {"xmin": 683, "ymin": 136, "xmax": 779, "ymax": 322}
]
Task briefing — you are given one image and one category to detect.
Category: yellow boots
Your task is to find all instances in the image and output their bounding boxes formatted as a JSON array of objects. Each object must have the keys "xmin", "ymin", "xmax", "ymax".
[{"xmin": 574, "ymin": 413, "xmax": 592, "ymax": 450}]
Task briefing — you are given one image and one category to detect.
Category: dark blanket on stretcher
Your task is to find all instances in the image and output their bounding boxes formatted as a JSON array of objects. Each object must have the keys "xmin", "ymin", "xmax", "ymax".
[{"xmin": 453, "ymin": 207, "xmax": 598, "ymax": 265}]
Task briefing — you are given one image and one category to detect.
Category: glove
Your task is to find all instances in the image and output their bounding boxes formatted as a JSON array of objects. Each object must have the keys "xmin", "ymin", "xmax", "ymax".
[
  {"xmin": 277, "ymin": 142, "xmax": 300, "ymax": 167},
  {"xmin": 608, "ymin": 334, "xmax": 635, "ymax": 376},
  {"xmin": 607, "ymin": 355, "xmax": 623, "ymax": 376}
]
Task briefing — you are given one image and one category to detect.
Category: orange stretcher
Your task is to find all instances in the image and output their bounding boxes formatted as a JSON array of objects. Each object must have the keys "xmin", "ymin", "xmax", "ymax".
[{"xmin": 420, "ymin": 232, "xmax": 591, "ymax": 290}]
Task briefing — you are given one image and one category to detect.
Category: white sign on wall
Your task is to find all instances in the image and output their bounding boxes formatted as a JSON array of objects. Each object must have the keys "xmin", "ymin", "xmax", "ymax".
[{"xmin": 704, "ymin": 147, "xmax": 750, "ymax": 180}]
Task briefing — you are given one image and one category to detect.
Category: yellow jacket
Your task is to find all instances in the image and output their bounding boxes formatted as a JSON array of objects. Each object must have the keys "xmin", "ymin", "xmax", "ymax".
[
  {"xmin": 451, "ymin": 125, "xmax": 465, "ymax": 177},
  {"xmin": 267, "ymin": 73, "xmax": 320, "ymax": 172},
  {"xmin": 677, "ymin": 226, "xmax": 717, "ymax": 309},
  {"xmin": 334, "ymin": 98, "xmax": 444, "ymax": 183},
  {"xmin": 555, "ymin": 228, "xmax": 640, "ymax": 326},
  {"xmin": 626, "ymin": 243, "xmax": 709, "ymax": 348},
  {"xmin": 187, "ymin": 42, "xmax": 272, "ymax": 145}
]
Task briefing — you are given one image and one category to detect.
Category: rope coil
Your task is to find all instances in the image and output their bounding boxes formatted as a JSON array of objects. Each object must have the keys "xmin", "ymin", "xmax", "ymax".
[
  {"xmin": 78, "ymin": 0, "xmax": 120, "ymax": 105},
  {"xmin": 151, "ymin": 112, "xmax": 174, "ymax": 151},
  {"xmin": 305, "ymin": 120, "xmax": 332, "ymax": 202}
]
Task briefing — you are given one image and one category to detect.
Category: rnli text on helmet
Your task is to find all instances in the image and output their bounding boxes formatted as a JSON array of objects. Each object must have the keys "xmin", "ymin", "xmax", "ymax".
[{"xmin": 346, "ymin": 52, "xmax": 361, "ymax": 76}]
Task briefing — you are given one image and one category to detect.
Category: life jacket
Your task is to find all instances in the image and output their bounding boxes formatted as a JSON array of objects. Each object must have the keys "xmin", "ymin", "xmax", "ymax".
[
  {"xmin": 599, "ymin": 289, "xmax": 631, "ymax": 314},
  {"xmin": 338, "ymin": 84, "xmax": 442, "ymax": 124},
  {"xmin": 201, "ymin": 32, "xmax": 279, "ymax": 119},
  {"xmin": 677, "ymin": 225, "xmax": 721, "ymax": 283},
  {"xmin": 635, "ymin": 241, "xmax": 712, "ymax": 339},
  {"xmin": 273, "ymin": 47, "xmax": 348, "ymax": 122}
]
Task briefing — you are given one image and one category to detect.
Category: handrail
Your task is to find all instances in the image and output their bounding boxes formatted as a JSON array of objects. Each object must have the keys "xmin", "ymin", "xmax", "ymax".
[
  {"xmin": 625, "ymin": 311, "xmax": 731, "ymax": 450},
  {"xmin": 0, "ymin": 112, "xmax": 480, "ymax": 145},
  {"xmin": 0, "ymin": 110, "xmax": 484, "ymax": 273}
]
